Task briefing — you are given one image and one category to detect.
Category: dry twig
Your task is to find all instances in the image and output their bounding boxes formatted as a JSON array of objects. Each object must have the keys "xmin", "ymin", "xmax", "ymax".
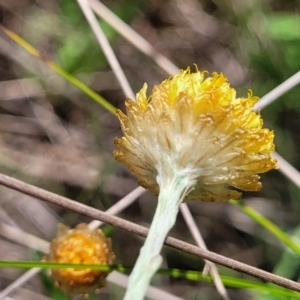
[{"xmin": 0, "ymin": 172, "xmax": 299, "ymax": 293}]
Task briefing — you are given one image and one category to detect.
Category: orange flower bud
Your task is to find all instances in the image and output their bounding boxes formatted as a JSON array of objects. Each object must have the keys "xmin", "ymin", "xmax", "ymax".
[{"xmin": 44, "ymin": 223, "xmax": 115, "ymax": 297}]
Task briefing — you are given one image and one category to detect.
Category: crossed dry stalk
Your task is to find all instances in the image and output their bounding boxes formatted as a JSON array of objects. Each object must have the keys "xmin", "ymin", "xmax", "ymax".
[{"xmin": 0, "ymin": 172, "xmax": 299, "ymax": 293}]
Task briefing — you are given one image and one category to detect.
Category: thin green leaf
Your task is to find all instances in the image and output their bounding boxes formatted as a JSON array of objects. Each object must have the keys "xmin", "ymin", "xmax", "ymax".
[
  {"xmin": 230, "ymin": 200, "xmax": 300, "ymax": 256},
  {"xmin": 273, "ymin": 225, "xmax": 300, "ymax": 278},
  {"xmin": 1, "ymin": 26, "xmax": 117, "ymax": 115},
  {"xmin": 1, "ymin": 260, "xmax": 299, "ymax": 299}
]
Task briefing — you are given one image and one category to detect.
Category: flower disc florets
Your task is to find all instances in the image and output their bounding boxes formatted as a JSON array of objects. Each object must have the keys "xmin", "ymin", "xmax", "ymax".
[
  {"xmin": 44, "ymin": 223, "xmax": 115, "ymax": 297},
  {"xmin": 114, "ymin": 68, "xmax": 277, "ymax": 201}
]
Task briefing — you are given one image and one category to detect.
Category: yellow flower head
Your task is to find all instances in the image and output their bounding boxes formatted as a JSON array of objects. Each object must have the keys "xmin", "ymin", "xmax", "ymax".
[
  {"xmin": 44, "ymin": 223, "xmax": 115, "ymax": 297},
  {"xmin": 114, "ymin": 68, "xmax": 277, "ymax": 201}
]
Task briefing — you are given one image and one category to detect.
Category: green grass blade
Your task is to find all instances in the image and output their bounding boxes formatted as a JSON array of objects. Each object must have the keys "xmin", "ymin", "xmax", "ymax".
[
  {"xmin": 230, "ymin": 200, "xmax": 300, "ymax": 256},
  {"xmin": 0, "ymin": 260, "xmax": 129, "ymax": 272},
  {"xmin": 159, "ymin": 269, "xmax": 300, "ymax": 298},
  {"xmin": 273, "ymin": 225, "xmax": 300, "ymax": 279},
  {"xmin": 1, "ymin": 260, "xmax": 300, "ymax": 299},
  {"xmin": 2, "ymin": 26, "xmax": 117, "ymax": 115}
]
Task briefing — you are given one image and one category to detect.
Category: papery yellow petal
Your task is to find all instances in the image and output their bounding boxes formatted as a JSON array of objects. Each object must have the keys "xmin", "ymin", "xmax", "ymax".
[{"xmin": 114, "ymin": 67, "xmax": 278, "ymax": 201}]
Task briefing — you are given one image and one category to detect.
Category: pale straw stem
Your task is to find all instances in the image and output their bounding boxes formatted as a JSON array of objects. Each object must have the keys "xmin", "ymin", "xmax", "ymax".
[
  {"xmin": 76, "ymin": 0, "xmax": 135, "ymax": 99},
  {"xmin": 0, "ymin": 223, "xmax": 49, "ymax": 253},
  {"xmin": 0, "ymin": 267, "xmax": 41, "ymax": 300},
  {"xmin": 88, "ymin": 0, "xmax": 179, "ymax": 75},
  {"xmin": 88, "ymin": 186, "xmax": 146, "ymax": 230},
  {"xmin": 272, "ymin": 152, "xmax": 300, "ymax": 189},
  {"xmin": 255, "ymin": 71, "xmax": 300, "ymax": 111},
  {"xmin": 180, "ymin": 203, "xmax": 230, "ymax": 300}
]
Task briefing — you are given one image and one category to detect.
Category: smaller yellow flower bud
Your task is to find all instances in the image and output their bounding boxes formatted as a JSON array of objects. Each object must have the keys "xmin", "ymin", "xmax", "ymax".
[{"xmin": 44, "ymin": 223, "xmax": 115, "ymax": 297}]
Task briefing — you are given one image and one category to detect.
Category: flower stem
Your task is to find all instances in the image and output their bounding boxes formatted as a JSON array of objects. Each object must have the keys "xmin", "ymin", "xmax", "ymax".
[{"xmin": 124, "ymin": 175, "xmax": 189, "ymax": 300}]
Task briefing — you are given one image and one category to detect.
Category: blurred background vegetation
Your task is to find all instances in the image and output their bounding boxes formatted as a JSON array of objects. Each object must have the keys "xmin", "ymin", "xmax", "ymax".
[{"xmin": 0, "ymin": 0, "xmax": 300, "ymax": 299}]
